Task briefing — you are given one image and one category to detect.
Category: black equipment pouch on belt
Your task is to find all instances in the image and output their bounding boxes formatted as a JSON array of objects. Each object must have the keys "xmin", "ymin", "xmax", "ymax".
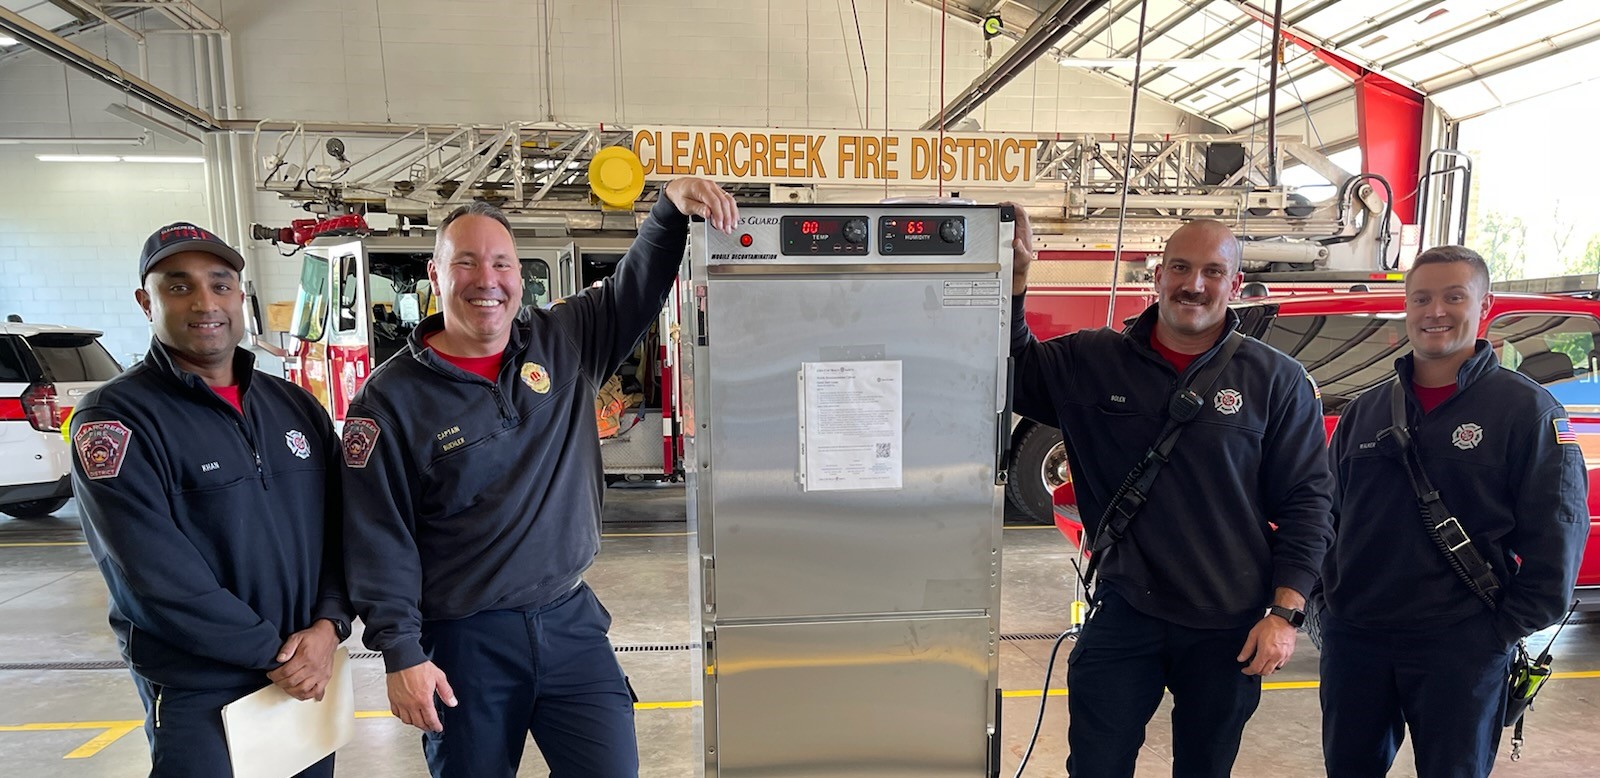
[{"xmin": 1078, "ymin": 331, "xmax": 1246, "ymax": 600}]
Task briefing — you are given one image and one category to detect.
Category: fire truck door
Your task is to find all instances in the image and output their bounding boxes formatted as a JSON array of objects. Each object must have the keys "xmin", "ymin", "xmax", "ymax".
[{"xmin": 325, "ymin": 241, "xmax": 369, "ymax": 420}]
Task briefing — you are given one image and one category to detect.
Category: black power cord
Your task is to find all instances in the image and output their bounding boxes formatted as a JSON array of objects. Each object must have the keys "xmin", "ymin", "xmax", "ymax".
[{"xmin": 1011, "ymin": 624, "xmax": 1078, "ymax": 777}]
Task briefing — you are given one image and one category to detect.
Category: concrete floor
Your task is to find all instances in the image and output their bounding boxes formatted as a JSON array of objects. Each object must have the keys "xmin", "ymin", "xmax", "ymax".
[{"xmin": 4, "ymin": 485, "xmax": 1600, "ymax": 777}]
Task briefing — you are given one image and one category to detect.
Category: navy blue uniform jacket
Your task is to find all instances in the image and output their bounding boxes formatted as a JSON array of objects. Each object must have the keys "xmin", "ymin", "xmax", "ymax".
[
  {"xmin": 343, "ymin": 196, "xmax": 689, "ymax": 672},
  {"xmin": 70, "ymin": 343, "xmax": 351, "ymax": 689},
  {"xmin": 1325, "ymin": 342, "xmax": 1587, "ymax": 645},
  {"xmin": 1011, "ymin": 300, "xmax": 1335, "ymax": 629}
]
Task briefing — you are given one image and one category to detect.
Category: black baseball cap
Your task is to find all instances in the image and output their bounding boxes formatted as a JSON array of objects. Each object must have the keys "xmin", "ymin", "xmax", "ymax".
[{"xmin": 139, "ymin": 222, "xmax": 246, "ymax": 279}]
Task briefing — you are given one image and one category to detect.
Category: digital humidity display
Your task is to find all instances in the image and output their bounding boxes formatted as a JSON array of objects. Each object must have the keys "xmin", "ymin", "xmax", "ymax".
[{"xmin": 879, "ymin": 216, "xmax": 966, "ymax": 255}]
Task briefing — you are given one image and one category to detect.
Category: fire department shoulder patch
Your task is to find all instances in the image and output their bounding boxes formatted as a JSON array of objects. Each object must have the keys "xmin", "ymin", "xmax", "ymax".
[
  {"xmin": 75, "ymin": 420, "xmax": 131, "ymax": 480},
  {"xmin": 1213, "ymin": 388, "xmax": 1244, "ymax": 415},
  {"xmin": 1452, "ymin": 422, "xmax": 1484, "ymax": 450},
  {"xmin": 342, "ymin": 417, "xmax": 381, "ymax": 468}
]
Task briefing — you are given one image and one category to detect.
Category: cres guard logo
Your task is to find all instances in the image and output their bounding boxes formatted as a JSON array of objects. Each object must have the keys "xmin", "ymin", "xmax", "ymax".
[{"xmin": 342, "ymin": 418, "xmax": 381, "ymax": 468}]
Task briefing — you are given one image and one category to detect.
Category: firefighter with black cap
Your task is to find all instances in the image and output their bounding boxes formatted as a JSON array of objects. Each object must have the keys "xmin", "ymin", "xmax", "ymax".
[
  {"xmin": 70, "ymin": 222, "xmax": 353, "ymax": 777},
  {"xmin": 1320, "ymin": 245, "xmax": 1587, "ymax": 777}
]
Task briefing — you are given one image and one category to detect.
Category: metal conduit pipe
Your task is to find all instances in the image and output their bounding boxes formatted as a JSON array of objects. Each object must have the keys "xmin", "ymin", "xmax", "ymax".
[
  {"xmin": 0, "ymin": 5, "xmax": 221, "ymax": 132},
  {"xmin": 218, "ymin": 31, "xmax": 255, "ymax": 260}
]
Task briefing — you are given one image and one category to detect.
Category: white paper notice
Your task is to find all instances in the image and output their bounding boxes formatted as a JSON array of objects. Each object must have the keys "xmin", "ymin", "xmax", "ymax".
[
  {"xmin": 221, "ymin": 647, "xmax": 355, "ymax": 778},
  {"xmin": 800, "ymin": 360, "xmax": 903, "ymax": 491}
]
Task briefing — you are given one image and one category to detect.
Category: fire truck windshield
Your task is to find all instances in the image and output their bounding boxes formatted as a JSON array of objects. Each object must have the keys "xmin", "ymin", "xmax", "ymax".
[{"xmin": 289, "ymin": 254, "xmax": 330, "ymax": 342}]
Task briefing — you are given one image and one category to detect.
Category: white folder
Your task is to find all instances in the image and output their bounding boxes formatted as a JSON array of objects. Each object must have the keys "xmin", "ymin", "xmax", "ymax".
[{"xmin": 221, "ymin": 646, "xmax": 356, "ymax": 778}]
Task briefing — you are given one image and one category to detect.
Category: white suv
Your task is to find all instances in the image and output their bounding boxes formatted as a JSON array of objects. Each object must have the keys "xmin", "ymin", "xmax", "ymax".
[{"xmin": 0, "ymin": 320, "xmax": 122, "ymax": 519}]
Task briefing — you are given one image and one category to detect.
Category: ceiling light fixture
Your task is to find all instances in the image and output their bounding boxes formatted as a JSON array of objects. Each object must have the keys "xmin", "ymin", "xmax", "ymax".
[
  {"xmin": 1060, "ymin": 58, "xmax": 1261, "ymax": 69},
  {"xmin": 0, "ymin": 136, "xmax": 145, "ymax": 145},
  {"xmin": 35, "ymin": 154, "xmax": 123, "ymax": 163},
  {"xmin": 105, "ymin": 103, "xmax": 202, "ymax": 144},
  {"xmin": 35, "ymin": 154, "xmax": 205, "ymax": 163}
]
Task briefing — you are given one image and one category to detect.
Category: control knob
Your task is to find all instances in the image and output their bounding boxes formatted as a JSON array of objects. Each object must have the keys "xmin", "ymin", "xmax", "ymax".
[{"xmin": 843, "ymin": 218, "xmax": 869, "ymax": 244}]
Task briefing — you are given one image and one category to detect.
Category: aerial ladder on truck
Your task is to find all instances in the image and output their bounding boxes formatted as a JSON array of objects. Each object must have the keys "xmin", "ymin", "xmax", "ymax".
[{"xmin": 244, "ymin": 120, "xmax": 1433, "ymax": 519}]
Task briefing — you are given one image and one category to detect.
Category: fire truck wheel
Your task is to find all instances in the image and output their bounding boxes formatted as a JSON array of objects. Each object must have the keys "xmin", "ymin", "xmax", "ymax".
[
  {"xmin": 1, "ymin": 497, "xmax": 69, "ymax": 520},
  {"xmin": 1007, "ymin": 424, "xmax": 1066, "ymax": 525}
]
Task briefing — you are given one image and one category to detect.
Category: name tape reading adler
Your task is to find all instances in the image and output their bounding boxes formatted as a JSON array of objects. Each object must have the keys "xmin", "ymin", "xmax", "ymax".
[{"xmin": 633, "ymin": 126, "xmax": 1040, "ymax": 187}]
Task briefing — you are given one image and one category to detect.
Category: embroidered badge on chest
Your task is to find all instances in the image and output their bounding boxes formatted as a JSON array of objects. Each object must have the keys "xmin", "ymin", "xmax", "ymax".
[
  {"xmin": 1452, "ymin": 422, "xmax": 1484, "ymax": 450},
  {"xmin": 521, "ymin": 362, "xmax": 551, "ymax": 394},
  {"xmin": 74, "ymin": 420, "xmax": 131, "ymax": 480},
  {"xmin": 285, "ymin": 429, "xmax": 311, "ymax": 460},
  {"xmin": 342, "ymin": 417, "xmax": 381, "ymax": 468},
  {"xmin": 1214, "ymin": 388, "xmax": 1244, "ymax": 415}
]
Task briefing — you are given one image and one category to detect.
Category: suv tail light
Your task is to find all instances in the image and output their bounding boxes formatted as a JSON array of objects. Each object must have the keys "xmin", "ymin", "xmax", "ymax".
[{"xmin": 21, "ymin": 382, "xmax": 67, "ymax": 433}]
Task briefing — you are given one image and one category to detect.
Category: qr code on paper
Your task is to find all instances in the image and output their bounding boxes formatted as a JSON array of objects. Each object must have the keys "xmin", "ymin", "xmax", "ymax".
[{"xmin": 875, "ymin": 443, "xmax": 891, "ymax": 458}]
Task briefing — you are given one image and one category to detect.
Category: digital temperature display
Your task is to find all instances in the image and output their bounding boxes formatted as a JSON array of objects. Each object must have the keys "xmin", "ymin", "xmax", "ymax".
[
  {"xmin": 879, "ymin": 216, "xmax": 966, "ymax": 255},
  {"xmin": 781, "ymin": 215, "xmax": 869, "ymax": 256},
  {"xmin": 798, "ymin": 219, "xmax": 837, "ymax": 235}
]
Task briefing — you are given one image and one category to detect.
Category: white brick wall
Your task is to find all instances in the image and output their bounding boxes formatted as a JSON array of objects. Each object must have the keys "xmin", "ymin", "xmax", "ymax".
[{"xmin": 0, "ymin": 148, "xmax": 210, "ymax": 365}]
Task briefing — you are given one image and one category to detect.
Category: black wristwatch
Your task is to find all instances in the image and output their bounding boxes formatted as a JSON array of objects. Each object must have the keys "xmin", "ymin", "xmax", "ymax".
[
  {"xmin": 1266, "ymin": 605, "xmax": 1306, "ymax": 628},
  {"xmin": 325, "ymin": 617, "xmax": 352, "ymax": 642}
]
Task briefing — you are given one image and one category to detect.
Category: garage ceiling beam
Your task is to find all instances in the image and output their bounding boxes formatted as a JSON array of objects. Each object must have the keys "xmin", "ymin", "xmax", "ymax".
[
  {"xmin": 44, "ymin": 0, "xmax": 92, "ymax": 23},
  {"xmin": 0, "ymin": 5, "xmax": 143, "ymax": 67},
  {"xmin": 906, "ymin": 0, "xmax": 997, "ymax": 29},
  {"xmin": 58, "ymin": 0, "xmax": 144, "ymax": 43},
  {"xmin": 1163, "ymin": 0, "xmax": 1342, "ymax": 106},
  {"xmin": 1135, "ymin": 14, "xmax": 1253, "ymax": 94},
  {"xmin": 1380, "ymin": 0, "xmax": 1563, "ymax": 73},
  {"xmin": 0, "ymin": 5, "xmax": 220, "ymax": 131},
  {"xmin": 1066, "ymin": 0, "xmax": 1251, "ymax": 111},
  {"xmin": 921, "ymin": 0, "xmax": 1109, "ymax": 130},
  {"xmin": 1419, "ymin": 20, "xmax": 1600, "ymax": 96},
  {"xmin": 1110, "ymin": 0, "xmax": 1209, "ymax": 58},
  {"xmin": 1209, "ymin": 0, "xmax": 1509, "ymax": 121},
  {"xmin": 1055, "ymin": 0, "xmax": 1142, "ymax": 57},
  {"xmin": 1196, "ymin": 0, "xmax": 1447, "ymax": 117}
]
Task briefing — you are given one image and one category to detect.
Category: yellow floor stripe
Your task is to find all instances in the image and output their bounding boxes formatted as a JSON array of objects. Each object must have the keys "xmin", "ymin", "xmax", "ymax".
[
  {"xmin": 64, "ymin": 724, "xmax": 140, "ymax": 759},
  {"xmin": 635, "ymin": 700, "xmax": 702, "ymax": 710},
  {"xmin": 13, "ymin": 672, "xmax": 1600, "ymax": 760}
]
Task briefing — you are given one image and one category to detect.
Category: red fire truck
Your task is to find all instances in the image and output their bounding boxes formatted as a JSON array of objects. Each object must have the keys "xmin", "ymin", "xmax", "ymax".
[{"xmin": 276, "ymin": 233, "xmax": 683, "ymax": 482}]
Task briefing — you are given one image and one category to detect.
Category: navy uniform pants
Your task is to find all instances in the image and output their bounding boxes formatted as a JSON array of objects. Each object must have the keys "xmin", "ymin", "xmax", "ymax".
[
  {"xmin": 419, "ymin": 581, "xmax": 639, "ymax": 778},
  {"xmin": 1066, "ymin": 589, "xmax": 1262, "ymax": 778},
  {"xmin": 129, "ymin": 674, "xmax": 335, "ymax": 778},
  {"xmin": 1321, "ymin": 610, "xmax": 1515, "ymax": 778}
]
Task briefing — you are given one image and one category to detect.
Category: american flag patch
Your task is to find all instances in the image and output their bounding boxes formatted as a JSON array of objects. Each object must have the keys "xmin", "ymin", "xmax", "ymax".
[{"xmin": 1553, "ymin": 418, "xmax": 1578, "ymax": 445}]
